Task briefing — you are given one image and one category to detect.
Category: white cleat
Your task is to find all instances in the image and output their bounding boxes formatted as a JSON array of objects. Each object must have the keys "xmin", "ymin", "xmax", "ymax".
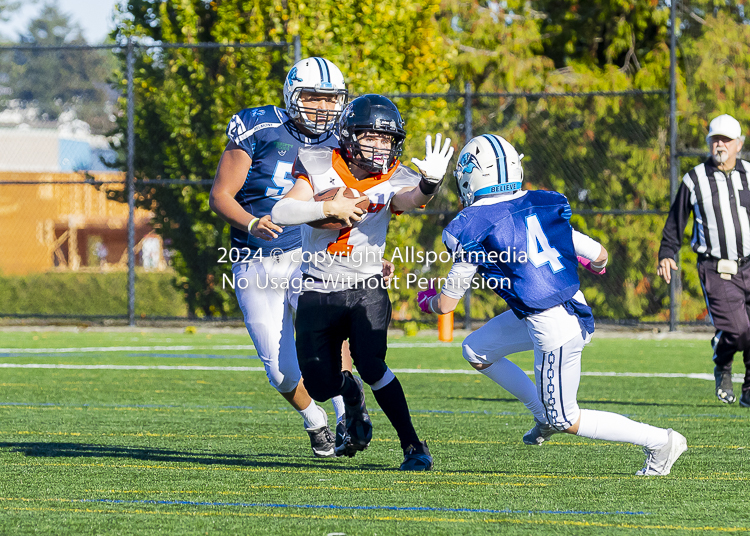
[{"xmin": 636, "ymin": 429, "xmax": 687, "ymax": 476}]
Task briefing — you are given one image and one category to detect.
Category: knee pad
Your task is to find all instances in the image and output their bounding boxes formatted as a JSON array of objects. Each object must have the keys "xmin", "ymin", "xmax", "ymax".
[
  {"xmin": 266, "ymin": 366, "xmax": 301, "ymax": 394},
  {"xmin": 462, "ymin": 342, "xmax": 488, "ymax": 366},
  {"xmin": 273, "ymin": 374, "xmax": 301, "ymax": 394},
  {"xmin": 301, "ymin": 374, "xmax": 341, "ymax": 403},
  {"xmin": 542, "ymin": 395, "xmax": 580, "ymax": 431}
]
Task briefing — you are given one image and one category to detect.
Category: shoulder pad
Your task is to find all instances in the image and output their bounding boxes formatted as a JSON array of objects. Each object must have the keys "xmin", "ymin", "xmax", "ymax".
[
  {"xmin": 228, "ymin": 105, "xmax": 283, "ymax": 143},
  {"xmin": 297, "ymin": 146, "xmax": 335, "ymax": 175}
]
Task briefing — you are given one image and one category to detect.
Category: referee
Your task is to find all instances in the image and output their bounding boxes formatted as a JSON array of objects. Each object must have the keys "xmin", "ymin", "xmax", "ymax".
[{"xmin": 658, "ymin": 114, "xmax": 750, "ymax": 407}]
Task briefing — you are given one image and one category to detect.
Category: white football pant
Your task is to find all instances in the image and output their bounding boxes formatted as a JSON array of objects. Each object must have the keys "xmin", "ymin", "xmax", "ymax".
[
  {"xmin": 462, "ymin": 305, "xmax": 590, "ymax": 430},
  {"xmin": 232, "ymin": 249, "xmax": 302, "ymax": 393}
]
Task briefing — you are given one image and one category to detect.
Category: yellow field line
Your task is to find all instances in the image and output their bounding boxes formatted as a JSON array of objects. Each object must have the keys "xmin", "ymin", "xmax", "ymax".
[
  {"xmin": 0, "ymin": 429, "xmax": 745, "ymax": 450},
  {"xmin": 5, "ymin": 461, "xmax": 748, "ymax": 482},
  {"xmin": 82, "ymin": 481, "xmax": 545, "ymax": 494},
  {"xmin": 0, "ymin": 503, "xmax": 748, "ymax": 532}
]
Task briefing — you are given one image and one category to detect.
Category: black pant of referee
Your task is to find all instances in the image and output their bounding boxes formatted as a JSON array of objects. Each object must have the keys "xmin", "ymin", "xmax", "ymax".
[{"xmin": 699, "ymin": 256, "xmax": 750, "ymax": 404}]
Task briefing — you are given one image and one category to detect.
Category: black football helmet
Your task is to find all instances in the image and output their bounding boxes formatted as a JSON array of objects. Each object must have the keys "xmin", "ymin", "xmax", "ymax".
[{"xmin": 338, "ymin": 94, "xmax": 406, "ymax": 173}]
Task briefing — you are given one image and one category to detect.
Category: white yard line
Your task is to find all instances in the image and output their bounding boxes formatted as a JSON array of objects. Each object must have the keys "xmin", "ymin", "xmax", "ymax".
[
  {"xmin": 0, "ymin": 342, "xmax": 467, "ymax": 354},
  {"xmin": 0, "ymin": 362, "xmax": 728, "ymax": 381},
  {"xmin": 0, "ymin": 363, "xmax": 267, "ymax": 371},
  {"xmin": 0, "ymin": 345, "xmax": 256, "ymax": 354}
]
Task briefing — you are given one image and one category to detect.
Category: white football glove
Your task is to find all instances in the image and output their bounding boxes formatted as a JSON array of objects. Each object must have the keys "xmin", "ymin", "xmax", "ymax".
[{"xmin": 411, "ymin": 133, "xmax": 455, "ymax": 183}]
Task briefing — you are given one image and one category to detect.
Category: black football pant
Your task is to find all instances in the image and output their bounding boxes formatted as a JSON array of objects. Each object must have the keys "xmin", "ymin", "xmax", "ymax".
[
  {"xmin": 699, "ymin": 259, "xmax": 750, "ymax": 394},
  {"xmin": 295, "ymin": 276, "xmax": 421, "ymax": 449}
]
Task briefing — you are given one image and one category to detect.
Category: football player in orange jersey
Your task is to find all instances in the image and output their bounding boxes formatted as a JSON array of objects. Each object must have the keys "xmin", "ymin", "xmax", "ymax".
[{"xmin": 272, "ymin": 94, "xmax": 454, "ymax": 470}]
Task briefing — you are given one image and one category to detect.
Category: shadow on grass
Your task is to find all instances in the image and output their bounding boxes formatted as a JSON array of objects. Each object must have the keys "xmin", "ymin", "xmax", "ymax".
[
  {"xmin": 442, "ymin": 396, "xmax": 520, "ymax": 403},
  {"xmin": 0, "ymin": 442, "xmax": 390, "ymax": 470}
]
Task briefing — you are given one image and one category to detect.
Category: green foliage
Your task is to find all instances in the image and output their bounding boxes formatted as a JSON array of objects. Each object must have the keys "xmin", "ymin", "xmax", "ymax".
[
  {"xmin": 0, "ymin": 271, "xmax": 186, "ymax": 317},
  {"xmin": 111, "ymin": 0, "xmax": 455, "ymax": 317},
  {"xmin": 0, "ymin": 0, "xmax": 21, "ymax": 25},
  {"xmin": 1, "ymin": 4, "xmax": 115, "ymax": 129},
  {"xmin": 106, "ymin": 0, "xmax": 750, "ymax": 322}
]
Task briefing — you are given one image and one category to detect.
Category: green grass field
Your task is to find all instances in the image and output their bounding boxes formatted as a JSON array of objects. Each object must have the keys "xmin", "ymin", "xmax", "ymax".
[{"xmin": 0, "ymin": 329, "xmax": 748, "ymax": 535}]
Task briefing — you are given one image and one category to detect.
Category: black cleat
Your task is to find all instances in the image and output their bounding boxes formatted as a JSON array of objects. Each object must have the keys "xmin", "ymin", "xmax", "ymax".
[
  {"xmin": 714, "ymin": 366, "xmax": 736, "ymax": 404},
  {"xmin": 306, "ymin": 425, "xmax": 335, "ymax": 457},
  {"xmin": 740, "ymin": 391, "xmax": 750, "ymax": 408},
  {"xmin": 522, "ymin": 419, "xmax": 558, "ymax": 445},
  {"xmin": 335, "ymin": 372, "xmax": 373, "ymax": 458},
  {"xmin": 400, "ymin": 441, "xmax": 433, "ymax": 471},
  {"xmin": 334, "ymin": 419, "xmax": 347, "ymax": 456}
]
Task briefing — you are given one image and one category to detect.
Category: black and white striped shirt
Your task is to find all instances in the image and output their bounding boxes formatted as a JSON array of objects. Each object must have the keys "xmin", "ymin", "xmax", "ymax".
[{"xmin": 660, "ymin": 159, "xmax": 750, "ymax": 261}]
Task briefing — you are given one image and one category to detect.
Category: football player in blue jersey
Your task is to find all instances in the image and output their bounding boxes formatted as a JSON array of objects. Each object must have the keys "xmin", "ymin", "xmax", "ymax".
[
  {"xmin": 209, "ymin": 57, "xmax": 352, "ymax": 458},
  {"xmin": 417, "ymin": 134, "xmax": 688, "ymax": 476}
]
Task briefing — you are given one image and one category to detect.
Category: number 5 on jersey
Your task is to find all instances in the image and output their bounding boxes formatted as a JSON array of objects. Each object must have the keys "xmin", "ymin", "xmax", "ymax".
[
  {"xmin": 265, "ymin": 161, "xmax": 294, "ymax": 198},
  {"xmin": 525, "ymin": 214, "xmax": 564, "ymax": 273}
]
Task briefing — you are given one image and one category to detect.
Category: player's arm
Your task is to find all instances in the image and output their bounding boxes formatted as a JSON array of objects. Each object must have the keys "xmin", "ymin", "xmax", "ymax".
[
  {"xmin": 391, "ymin": 133, "xmax": 454, "ymax": 213},
  {"xmin": 271, "ymin": 168, "xmax": 365, "ymax": 227},
  {"xmin": 573, "ymin": 230, "xmax": 608, "ymax": 274},
  {"xmin": 657, "ymin": 180, "xmax": 692, "ymax": 283},
  {"xmin": 209, "ymin": 141, "xmax": 283, "ymax": 240}
]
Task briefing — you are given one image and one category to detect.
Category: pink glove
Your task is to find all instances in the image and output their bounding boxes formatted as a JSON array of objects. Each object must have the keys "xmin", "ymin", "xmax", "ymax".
[
  {"xmin": 417, "ymin": 282, "xmax": 437, "ymax": 314},
  {"xmin": 578, "ymin": 256, "xmax": 606, "ymax": 275}
]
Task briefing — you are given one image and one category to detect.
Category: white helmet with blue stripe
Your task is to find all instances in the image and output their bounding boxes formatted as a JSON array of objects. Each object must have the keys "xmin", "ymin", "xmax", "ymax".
[
  {"xmin": 454, "ymin": 134, "xmax": 524, "ymax": 206},
  {"xmin": 283, "ymin": 57, "xmax": 348, "ymax": 135}
]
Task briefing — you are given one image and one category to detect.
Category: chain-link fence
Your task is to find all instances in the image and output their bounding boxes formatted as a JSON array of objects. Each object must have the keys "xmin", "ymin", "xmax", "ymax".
[{"xmin": 0, "ymin": 39, "xmax": 682, "ymax": 326}]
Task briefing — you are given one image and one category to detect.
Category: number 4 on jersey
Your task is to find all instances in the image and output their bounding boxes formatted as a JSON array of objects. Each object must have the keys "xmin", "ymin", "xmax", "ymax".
[{"xmin": 525, "ymin": 214, "xmax": 564, "ymax": 273}]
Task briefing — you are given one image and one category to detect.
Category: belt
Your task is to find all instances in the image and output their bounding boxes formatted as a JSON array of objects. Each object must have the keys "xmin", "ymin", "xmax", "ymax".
[
  {"xmin": 302, "ymin": 273, "xmax": 382, "ymax": 289},
  {"xmin": 698, "ymin": 255, "xmax": 750, "ymax": 267}
]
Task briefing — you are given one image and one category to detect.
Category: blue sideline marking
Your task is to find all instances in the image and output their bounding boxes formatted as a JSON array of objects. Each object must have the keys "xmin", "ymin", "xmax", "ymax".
[{"xmin": 80, "ymin": 498, "xmax": 647, "ymax": 516}]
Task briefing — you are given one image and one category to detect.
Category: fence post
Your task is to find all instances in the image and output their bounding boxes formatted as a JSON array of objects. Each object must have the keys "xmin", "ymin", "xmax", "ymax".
[
  {"xmin": 126, "ymin": 39, "xmax": 136, "ymax": 326},
  {"xmin": 463, "ymin": 81, "xmax": 473, "ymax": 331},
  {"xmin": 293, "ymin": 35, "xmax": 301, "ymax": 63},
  {"xmin": 669, "ymin": 0, "xmax": 680, "ymax": 332}
]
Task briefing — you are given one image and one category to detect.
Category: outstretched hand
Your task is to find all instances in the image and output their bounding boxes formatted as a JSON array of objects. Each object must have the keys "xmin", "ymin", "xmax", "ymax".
[{"xmin": 411, "ymin": 133, "xmax": 455, "ymax": 183}]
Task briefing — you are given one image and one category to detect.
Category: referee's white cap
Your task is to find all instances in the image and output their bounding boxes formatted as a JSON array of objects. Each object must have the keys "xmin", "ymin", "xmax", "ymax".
[{"xmin": 707, "ymin": 114, "xmax": 745, "ymax": 142}]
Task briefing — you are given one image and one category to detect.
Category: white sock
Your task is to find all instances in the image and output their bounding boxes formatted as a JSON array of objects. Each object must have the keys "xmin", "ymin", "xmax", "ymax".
[
  {"xmin": 576, "ymin": 409, "xmax": 669, "ymax": 450},
  {"xmin": 298, "ymin": 400, "xmax": 328, "ymax": 430},
  {"xmin": 331, "ymin": 395, "xmax": 346, "ymax": 424},
  {"xmin": 480, "ymin": 358, "xmax": 546, "ymax": 422}
]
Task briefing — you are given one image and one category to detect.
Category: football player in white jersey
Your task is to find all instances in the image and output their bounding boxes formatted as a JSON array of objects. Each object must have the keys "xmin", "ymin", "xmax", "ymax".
[
  {"xmin": 209, "ymin": 57, "xmax": 352, "ymax": 458},
  {"xmin": 271, "ymin": 94, "xmax": 454, "ymax": 470},
  {"xmin": 416, "ymin": 134, "xmax": 687, "ymax": 476}
]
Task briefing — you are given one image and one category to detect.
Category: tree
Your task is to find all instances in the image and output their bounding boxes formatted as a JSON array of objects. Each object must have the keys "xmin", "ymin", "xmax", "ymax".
[
  {"xmin": 5, "ymin": 3, "xmax": 114, "ymax": 130},
  {"xmin": 108, "ymin": 0, "xmax": 750, "ymax": 322},
  {"xmin": 111, "ymin": 0, "xmax": 455, "ymax": 317},
  {"xmin": 0, "ymin": 1, "xmax": 21, "ymax": 24}
]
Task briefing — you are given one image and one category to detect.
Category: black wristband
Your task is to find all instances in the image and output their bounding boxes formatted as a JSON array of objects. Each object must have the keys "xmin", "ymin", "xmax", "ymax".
[{"xmin": 418, "ymin": 176, "xmax": 441, "ymax": 196}]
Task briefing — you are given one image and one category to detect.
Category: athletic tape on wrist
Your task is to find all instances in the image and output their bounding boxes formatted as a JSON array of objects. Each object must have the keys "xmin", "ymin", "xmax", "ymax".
[
  {"xmin": 428, "ymin": 294, "xmax": 439, "ymax": 314},
  {"xmin": 591, "ymin": 258, "xmax": 608, "ymax": 270},
  {"xmin": 418, "ymin": 176, "xmax": 441, "ymax": 196}
]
